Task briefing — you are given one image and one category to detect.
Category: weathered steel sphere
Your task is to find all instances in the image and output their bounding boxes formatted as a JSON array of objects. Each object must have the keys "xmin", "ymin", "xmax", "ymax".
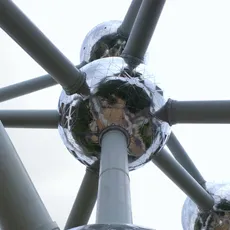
[
  {"xmin": 58, "ymin": 57, "xmax": 170, "ymax": 171},
  {"xmin": 182, "ymin": 183, "xmax": 230, "ymax": 230}
]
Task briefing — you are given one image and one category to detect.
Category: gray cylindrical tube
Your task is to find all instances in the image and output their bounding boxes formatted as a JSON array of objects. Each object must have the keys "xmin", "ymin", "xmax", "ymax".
[
  {"xmin": 0, "ymin": 110, "xmax": 59, "ymax": 129},
  {"xmin": 152, "ymin": 148, "xmax": 214, "ymax": 211},
  {"xmin": 0, "ymin": 0, "xmax": 89, "ymax": 96},
  {"xmin": 167, "ymin": 132, "xmax": 206, "ymax": 187},
  {"xmin": 0, "ymin": 121, "xmax": 59, "ymax": 230},
  {"xmin": 170, "ymin": 100, "xmax": 230, "ymax": 124},
  {"xmin": 0, "ymin": 74, "xmax": 56, "ymax": 103},
  {"xmin": 121, "ymin": 0, "xmax": 166, "ymax": 67},
  {"xmin": 155, "ymin": 99, "xmax": 230, "ymax": 124},
  {"xmin": 64, "ymin": 167, "xmax": 98, "ymax": 229},
  {"xmin": 117, "ymin": 0, "xmax": 143, "ymax": 39},
  {"xmin": 96, "ymin": 129, "xmax": 132, "ymax": 224},
  {"xmin": 0, "ymin": 62, "xmax": 87, "ymax": 103}
]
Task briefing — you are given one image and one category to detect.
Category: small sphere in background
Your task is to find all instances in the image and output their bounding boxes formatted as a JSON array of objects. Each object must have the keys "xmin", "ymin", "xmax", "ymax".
[{"xmin": 182, "ymin": 183, "xmax": 230, "ymax": 230}]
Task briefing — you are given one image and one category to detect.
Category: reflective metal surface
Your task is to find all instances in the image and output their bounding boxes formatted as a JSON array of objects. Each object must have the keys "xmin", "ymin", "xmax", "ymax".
[
  {"xmin": 80, "ymin": 20, "xmax": 124, "ymax": 63},
  {"xmin": 68, "ymin": 224, "xmax": 155, "ymax": 230},
  {"xmin": 79, "ymin": 20, "xmax": 149, "ymax": 64},
  {"xmin": 58, "ymin": 57, "xmax": 170, "ymax": 171},
  {"xmin": 182, "ymin": 183, "xmax": 230, "ymax": 230}
]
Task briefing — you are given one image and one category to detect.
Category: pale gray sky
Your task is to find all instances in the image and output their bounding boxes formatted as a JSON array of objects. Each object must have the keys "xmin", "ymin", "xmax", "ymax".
[{"xmin": 1, "ymin": 0, "xmax": 230, "ymax": 229}]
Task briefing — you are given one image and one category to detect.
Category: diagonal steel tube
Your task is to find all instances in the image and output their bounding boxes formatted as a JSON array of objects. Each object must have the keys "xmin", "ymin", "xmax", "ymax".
[
  {"xmin": 0, "ymin": 0, "xmax": 89, "ymax": 96},
  {"xmin": 0, "ymin": 110, "xmax": 59, "ymax": 128},
  {"xmin": 64, "ymin": 166, "xmax": 99, "ymax": 230},
  {"xmin": 167, "ymin": 132, "xmax": 206, "ymax": 187},
  {"xmin": 0, "ymin": 62, "xmax": 87, "ymax": 103},
  {"xmin": 152, "ymin": 148, "xmax": 214, "ymax": 211},
  {"xmin": 155, "ymin": 99, "xmax": 230, "ymax": 125},
  {"xmin": 117, "ymin": 0, "xmax": 143, "ymax": 39},
  {"xmin": 0, "ymin": 121, "xmax": 60, "ymax": 230},
  {"xmin": 121, "ymin": 0, "xmax": 166, "ymax": 67},
  {"xmin": 0, "ymin": 74, "xmax": 57, "ymax": 103}
]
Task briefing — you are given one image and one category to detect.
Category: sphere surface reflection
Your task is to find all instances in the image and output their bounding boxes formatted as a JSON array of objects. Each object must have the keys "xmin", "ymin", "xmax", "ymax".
[
  {"xmin": 80, "ymin": 20, "xmax": 124, "ymax": 63},
  {"xmin": 58, "ymin": 57, "xmax": 170, "ymax": 171},
  {"xmin": 182, "ymin": 183, "xmax": 230, "ymax": 230},
  {"xmin": 79, "ymin": 20, "xmax": 148, "ymax": 64}
]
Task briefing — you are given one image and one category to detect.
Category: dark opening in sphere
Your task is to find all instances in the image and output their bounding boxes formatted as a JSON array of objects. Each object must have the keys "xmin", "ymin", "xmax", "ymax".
[{"xmin": 58, "ymin": 57, "xmax": 170, "ymax": 171}]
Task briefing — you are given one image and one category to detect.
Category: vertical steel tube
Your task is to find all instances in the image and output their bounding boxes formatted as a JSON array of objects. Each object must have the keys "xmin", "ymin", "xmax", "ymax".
[
  {"xmin": 152, "ymin": 148, "xmax": 214, "ymax": 211},
  {"xmin": 117, "ymin": 0, "xmax": 143, "ymax": 39},
  {"xmin": 64, "ymin": 167, "xmax": 98, "ymax": 230},
  {"xmin": 167, "ymin": 132, "xmax": 206, "ymax": 187},
  {"xmin": 96, "ymin": 129, "xmax": 132, "ymax": 224},
  {"xmin": 0, "ymin": 121, "xmax": 59, "ymax": 230},
  {"xmin": 121, "ymin": 0, "xmax": 166, "ymax": 67}
]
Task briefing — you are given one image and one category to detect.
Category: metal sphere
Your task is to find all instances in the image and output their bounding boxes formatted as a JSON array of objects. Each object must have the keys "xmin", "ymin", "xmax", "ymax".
[
  {"xmin": 58, "ymin": 57, "xmax": 170, "ymax": 171},
  {"xmin": 80, "ymin": 20, "xmax": 123, "ymax": 63},
  {"xmin": 79, "ymin": 20, "xmax": 149, "ymax": 64},
  {"xmin": 182, "ymin": 183, "xmax": 230, "ymax": 230}
]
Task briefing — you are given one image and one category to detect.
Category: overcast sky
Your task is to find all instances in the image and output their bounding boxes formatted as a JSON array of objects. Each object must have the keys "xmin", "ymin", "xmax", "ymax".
[{"xmin": 1, "ymin": 0, "xmax": 230, "ymax": 229}]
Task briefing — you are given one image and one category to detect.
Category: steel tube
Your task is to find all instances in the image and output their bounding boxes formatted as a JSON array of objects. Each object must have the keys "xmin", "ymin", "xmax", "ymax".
[
  {"xmin": 155, "ymin": 99, "xmax": 230, "ymax": 125},
  {"xmin": 121, "ymin": 0, "xmax": 166, "ymax": 67},
  {"xmin": 96, "ymin": 129, "xmax": 132, "ymax": 224},
  {"xmin": 0, "ymin": 62, "xmax": 87, "ymax": 103},
  {"xmin": 117, "ymin": 0, "xmax": 143, "ymax": 39},
  {"xmin": 0, "ymin": 110, "xmax": 59, "ymax": 128},
  {"xmin": 167, "ymin": 132, "xmax": 206, "ymax": 187},
  {"xmin": 64, "ymin": 167, "xmax": 98, "ymax": 230},
  {"xmin": 0, "ymin": 121, "xmax": 59, "ymax": 230},
  {"xmin": 152, "ymin": 148, "xmax": 214, "ymax": 211},
  {"xmin": 0, "ymin": 74, "xmax": 56, "ymax": 102},
  {"xmin": 0, "ymin": 0, "xmax": 89, "ymax": 95}
]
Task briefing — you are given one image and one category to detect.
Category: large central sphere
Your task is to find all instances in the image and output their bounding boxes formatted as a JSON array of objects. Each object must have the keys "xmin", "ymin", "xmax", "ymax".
[{"xmin": 58, "ymin": 57, "xmax": 170, "ymax": 171}]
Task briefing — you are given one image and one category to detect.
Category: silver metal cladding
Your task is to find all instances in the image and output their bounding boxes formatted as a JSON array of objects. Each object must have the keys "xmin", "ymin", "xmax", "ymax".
[
  {"xmin": 79, "ymin": 20, "xmax": 149, "ymax": 64},
  {"xmin": 182, "ymin": 183, "xmax": 230, "ymax": 230},
  {"xmin": 80, "ymin": 20, "xmax": 123, "ymax": 63},
  {"xmin": 58, "ymin": 57, "xmax": 170, "ymax": 171}
]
